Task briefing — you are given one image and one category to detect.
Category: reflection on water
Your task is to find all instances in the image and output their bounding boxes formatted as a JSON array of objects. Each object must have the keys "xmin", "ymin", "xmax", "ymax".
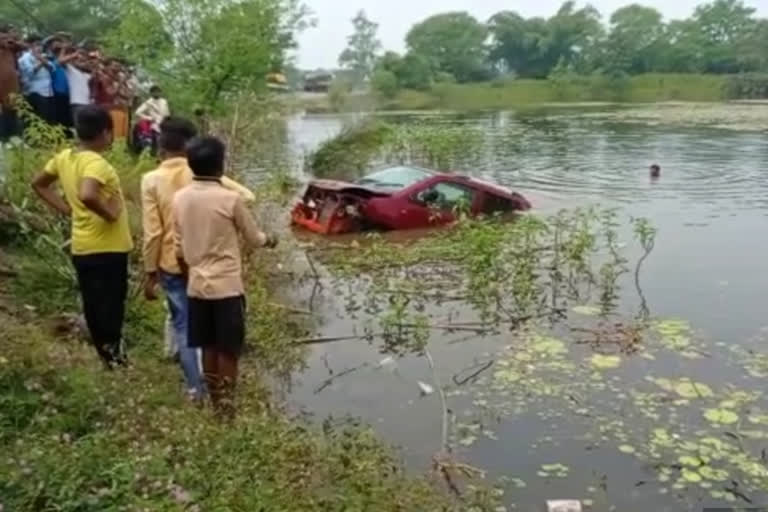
[{"xmin": 283, "ymin": 108, "xmax": 768, "ymax": 511}]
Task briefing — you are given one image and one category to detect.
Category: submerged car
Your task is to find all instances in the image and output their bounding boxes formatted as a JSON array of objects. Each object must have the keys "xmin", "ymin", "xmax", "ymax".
[{"xmin": 291, "ymin": 165, "xmax": 532, "ymax": 235}]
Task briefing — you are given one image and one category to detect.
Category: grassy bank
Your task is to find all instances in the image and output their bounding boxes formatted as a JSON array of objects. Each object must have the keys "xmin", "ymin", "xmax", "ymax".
[
  {"xmin": 387, "ymin": 74, "xmax": 727, "ymax": 111},
  {"xmin": 0, "ymin": 267, "xmax": 457, "ymax": 510},
  {"xmin": 296, "ymin": 74, "xmax": 730, "ymax": 113}
]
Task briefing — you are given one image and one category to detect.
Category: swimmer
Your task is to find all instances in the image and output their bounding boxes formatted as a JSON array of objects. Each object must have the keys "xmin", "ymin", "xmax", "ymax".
[{"xmin": 650, "ymin": 164, "xmax": 661, "ymax": 178}]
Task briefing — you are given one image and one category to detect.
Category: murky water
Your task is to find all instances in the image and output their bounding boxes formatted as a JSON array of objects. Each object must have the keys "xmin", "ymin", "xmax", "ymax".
[{"xmin": 283, "ymin": 108, "xmax": 768, "ymax": 511}]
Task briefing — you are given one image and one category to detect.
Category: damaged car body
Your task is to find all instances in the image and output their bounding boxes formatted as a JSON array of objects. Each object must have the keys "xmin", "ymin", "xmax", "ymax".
[{"xmin": 291, "ymin": 166, "xmax": 532, "ymax": 235}]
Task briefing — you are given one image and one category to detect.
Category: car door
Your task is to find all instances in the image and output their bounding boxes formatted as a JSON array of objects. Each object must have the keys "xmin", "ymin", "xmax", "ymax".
[{"xmin": 402, "ymin": 180, "xmax": 477, "ymax": 228}]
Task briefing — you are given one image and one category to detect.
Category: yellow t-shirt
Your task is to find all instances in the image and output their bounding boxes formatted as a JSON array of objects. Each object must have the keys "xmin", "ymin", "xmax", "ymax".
[{"xmin": 44, "ymin": 149, "xmax": 134, "ymax": 255}]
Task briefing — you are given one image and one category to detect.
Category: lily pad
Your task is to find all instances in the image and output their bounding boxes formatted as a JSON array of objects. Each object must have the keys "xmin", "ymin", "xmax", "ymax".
[
  {"xmin": 699, "ymin": 466, "xmax": 729, "ymax": 482},
  {"xmin": 618, "ymin": 444, "xmax": 636, "ymax": 454},
  {"xmin": 530, "ymin": 336, "xmax": 568, "ymax": 356},
  {"xmin": 679, "ymin": 455, "xmax": 702, "ymax": 467},
  {"xmin": 681, "ymin": 468, "xmax": 703, "ymax": 483},
  {"xmin": 591, "ymin": 354, "xmax": 622, "ymax": 370},
  {"xmin": 704, "ymin": 408, "xmax": 739, "ymax": 425},
  {"xmin": 652, "ymin": 378, "xmax": 713, "ymax": 398}
]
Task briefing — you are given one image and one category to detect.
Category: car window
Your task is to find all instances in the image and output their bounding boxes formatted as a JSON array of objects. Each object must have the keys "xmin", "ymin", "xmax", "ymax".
[
  {"xmin": 482, "ymin": 193, "xmax": 515, "ymax": 215},
  {"xmin": 417, "ymin": 182, "xmax": 475, "ymax": 211},
  {"xmin": 357, "ymin": 166, "xmax": 432, "ymax": 190}
]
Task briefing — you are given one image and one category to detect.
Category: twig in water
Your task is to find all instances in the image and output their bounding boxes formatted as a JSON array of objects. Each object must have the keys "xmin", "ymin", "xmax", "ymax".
[
  {"xmin": 452, "ymin": 360, "xmax": 494, "ymax": 387},
  {"xmin": 314, "ymin": 364, "xmax": 367, "ymax": 394}
]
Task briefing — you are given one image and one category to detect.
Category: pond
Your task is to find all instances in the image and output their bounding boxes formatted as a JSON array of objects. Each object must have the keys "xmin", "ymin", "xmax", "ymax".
[{"xmin": 282, "ymin": 106, "xmax": 768, "ymax": 511}]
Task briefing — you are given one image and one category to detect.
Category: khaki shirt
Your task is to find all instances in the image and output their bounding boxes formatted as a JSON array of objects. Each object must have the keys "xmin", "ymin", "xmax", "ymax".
[
  {"xmin": 173, "ymin": 179, "xmax": 267, "ymax": 299},
  {"xmin": 141, "ymin": 157, "xmax": 255, "ymax": 274}
]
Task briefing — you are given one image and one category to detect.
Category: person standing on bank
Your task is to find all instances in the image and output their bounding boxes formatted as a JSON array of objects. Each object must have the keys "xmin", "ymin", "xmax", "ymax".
[
  {"xmin": 64, "ymin": 47, "xmax": 93, "ymax": 122},
  {"xmin": 173, "ymin": 136, "xmax": 276, "ymax": 417},
  {"xmin": 32, "ymin": 105, "xmax": 133, "ymax": 368},
  {"xmin": 48, "ymin": 42, "xmax": 72, "ymax": 129},
  {"xmin": 141, "ymin": 118, "xmax": 255, "ymax": 400},
  {"xmin": 0, "ymin": 25, "xmax": 24, "ymax": 141},
  {"xmin": 18, "ymin": 35, "xmax": 54, "ymax": 124}
]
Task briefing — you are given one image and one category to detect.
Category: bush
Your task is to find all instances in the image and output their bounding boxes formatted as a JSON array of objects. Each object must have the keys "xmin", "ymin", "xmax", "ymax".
[
  {"xmin": 372, "ymin": 69, "xmax": 400, "ymax": 100},
  {"xmin": 328, "ymin": 77, "xmax": 353, "ymax": 112},
  {"xmin": 724, "ymin": 74, "xmax": 768, "ymax": 99}
]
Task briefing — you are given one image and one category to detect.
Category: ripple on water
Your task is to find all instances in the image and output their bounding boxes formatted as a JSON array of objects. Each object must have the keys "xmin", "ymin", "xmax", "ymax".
[{"xmin": 459, "ymin": 120, "xmax": 768, "ymax": 211}]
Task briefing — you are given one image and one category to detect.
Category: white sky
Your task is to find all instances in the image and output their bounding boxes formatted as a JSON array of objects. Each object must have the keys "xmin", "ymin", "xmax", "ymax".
[{"xmin": 296, "ymin": 0, "xmax": 768, "ymax": 69}]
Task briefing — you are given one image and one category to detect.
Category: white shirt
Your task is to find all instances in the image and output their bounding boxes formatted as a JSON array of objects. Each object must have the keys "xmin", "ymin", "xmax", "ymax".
[
  {"xmin": 135, "ymin": 97, "xmax": 170, "ymax": 132},
  {"xmin": 66, "ymin": 65, "xmax": 92, "ymax": 106}
]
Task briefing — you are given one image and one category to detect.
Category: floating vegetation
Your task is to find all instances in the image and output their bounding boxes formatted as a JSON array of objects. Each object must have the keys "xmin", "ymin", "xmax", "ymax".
[
  {"xmin": 590, "ymin": 354, "xmax": 622, "ymax": 370},
  {"xmin": 311, "ymin": 206, "xmax": 768, "ymax": 508},
  {"xmin": 538, "ymin": 463, "xmax": 570, "ymax": 479}
]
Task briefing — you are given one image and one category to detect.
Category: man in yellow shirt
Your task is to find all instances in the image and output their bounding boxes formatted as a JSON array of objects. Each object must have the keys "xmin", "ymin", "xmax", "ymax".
[
  {"xmin": 32, "ymin": 105, "xmax": 133, "ymax": 369},
  {"xmin": 141, "ymin": 117, "xmax": 254, "ymax": 399}
]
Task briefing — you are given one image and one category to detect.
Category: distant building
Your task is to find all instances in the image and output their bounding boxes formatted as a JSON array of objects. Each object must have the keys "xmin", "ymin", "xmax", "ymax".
[{"xmin": 304, "ymin": 71, "xmax": 334, "ymax": 93}]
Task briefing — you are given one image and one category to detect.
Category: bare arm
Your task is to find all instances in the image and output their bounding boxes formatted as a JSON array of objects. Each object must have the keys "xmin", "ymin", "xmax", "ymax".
[
  {"xmin": 79, "ymin": 178, "xmax": 120, "ymax": 222},
  {"xmin": 32, "ymin": 173, "xmax": 71, "ymax": 216}
]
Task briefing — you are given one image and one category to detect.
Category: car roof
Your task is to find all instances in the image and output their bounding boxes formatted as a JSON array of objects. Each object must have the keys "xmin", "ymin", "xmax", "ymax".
[{"xmin": 430, "ymin": 173, "xmax": 518, "ymax": 199}]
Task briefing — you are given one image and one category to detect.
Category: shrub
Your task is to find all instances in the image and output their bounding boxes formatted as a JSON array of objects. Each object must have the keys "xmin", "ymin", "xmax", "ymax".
[
  {"xmin": 724, "ymin": 74, "xmax": 768, "ymax": 99},
  {"xmin": 372, "ymin": 69, "xmax": 400, "ymax": 100}
]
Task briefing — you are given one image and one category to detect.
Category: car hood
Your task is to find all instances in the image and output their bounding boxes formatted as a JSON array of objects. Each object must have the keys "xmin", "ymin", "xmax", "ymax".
[{"xmin": 307, "ymin": 179, "xmax": 394, "ymax": 197}]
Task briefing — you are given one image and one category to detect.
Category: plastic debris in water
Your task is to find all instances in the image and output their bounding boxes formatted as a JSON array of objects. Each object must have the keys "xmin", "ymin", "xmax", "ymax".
[
  {"xmin": 546, "ymin": 500, "xmax": 582, "ymax": 512},
  {"xmin": 417, "ymin": 381, "xmax": 434, "ymax": 396},
  {"xmin": 377, "ymin": 356, "xmax": 396, "ymax": 368}
]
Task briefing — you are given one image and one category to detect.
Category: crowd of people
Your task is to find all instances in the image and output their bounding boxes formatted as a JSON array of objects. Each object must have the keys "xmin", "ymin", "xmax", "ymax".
[
  {"xmin": 0, "ymin": 25, "xmax": 168, "ymax": 152},
  {"xmin": 31, "ymin": 104, "xmax": 273, "ymax": 418}
]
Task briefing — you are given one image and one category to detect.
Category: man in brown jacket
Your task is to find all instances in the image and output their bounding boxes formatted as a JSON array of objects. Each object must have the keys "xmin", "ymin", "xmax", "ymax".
[
  {"xmin": 173, "ymin": 136, "xmax": 276, "ymax": 417},
  {"xmin": 0, "ymin": 25, "xmax": 23, "ymax": 140}
]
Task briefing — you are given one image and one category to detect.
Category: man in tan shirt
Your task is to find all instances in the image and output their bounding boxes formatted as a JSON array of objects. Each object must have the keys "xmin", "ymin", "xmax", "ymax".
[
  {"xmin": 173, "ymin": 136, "xmax": 276, "ymax": 417},
  {"xmin": 141, "ymin": 117, "xmax": 255, "ymax": 399}
]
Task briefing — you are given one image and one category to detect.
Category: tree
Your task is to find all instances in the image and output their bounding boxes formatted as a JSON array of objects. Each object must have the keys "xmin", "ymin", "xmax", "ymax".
[
  {"xmin": 605, "ymin": 5, "xmax": 666, "ymax": 74},
  {"xmin": 488, "ymin": 12, "xmax": 551, "ymax": 78},
  {"xmin": 406, "ymin": 12, "xmax": 490, "ymax": 83},
  {"xmin": 691, "ymin": 0, "xmax": 758, "ymax": 73},
  {"xmin": 106, "ymin": 0, "xmax": 310, "ymax": 112},
  {"xmin": 544, "ymin": 1, "xmax": 604, "ymax": 74},
  {"xmin": 375, "ymin": 51, "xmax": 433, "ymax": 90},
  {"xmin": 338, "ymin": 10, "xmax": 381, "ymax": 86},
  {"xmin": 371, "ymin": 69, "xmax": 398, "ymax": 99},
  {"xmin": 488, "ymin": 2, "xmax": 603, "ymax": 78},
  {"xmin": 0, "ymin": 0, "xmax": 120, "ymax": 39}
]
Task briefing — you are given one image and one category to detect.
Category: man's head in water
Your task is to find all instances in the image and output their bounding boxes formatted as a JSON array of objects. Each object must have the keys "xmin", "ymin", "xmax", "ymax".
[
  {"xmin": 650, "ymin": 164, "xmax": 661, "ymax": 178},
  {"xmin": 158, "ymin": 117, "xmax": 197, "ymax": 160}
]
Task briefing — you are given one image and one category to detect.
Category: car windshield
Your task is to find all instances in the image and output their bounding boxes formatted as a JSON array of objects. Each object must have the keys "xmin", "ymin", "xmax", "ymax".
[{"xmin": 356, "ymin": 166, "xmax": 432, "ymax": 190}]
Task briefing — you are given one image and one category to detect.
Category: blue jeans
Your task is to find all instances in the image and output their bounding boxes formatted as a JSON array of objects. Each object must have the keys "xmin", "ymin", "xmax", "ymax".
[{"xmin": 160, "ymin": 272, "xmax": 204, "ymax": 397}]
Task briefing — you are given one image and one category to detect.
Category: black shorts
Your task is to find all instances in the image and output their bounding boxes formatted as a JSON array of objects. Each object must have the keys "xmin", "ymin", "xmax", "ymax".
[{"xmin": 188, "ymin": 296, "xmax": 246, "ymax": 356}]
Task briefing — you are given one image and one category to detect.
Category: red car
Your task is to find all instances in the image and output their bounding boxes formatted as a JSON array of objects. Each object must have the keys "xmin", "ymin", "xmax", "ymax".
[{"xmin": 292, "ymin": 166, "xmax": 532, "ymax": 235}]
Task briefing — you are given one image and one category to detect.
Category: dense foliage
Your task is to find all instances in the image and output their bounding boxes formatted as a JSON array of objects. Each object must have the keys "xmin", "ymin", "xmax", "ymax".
[
  {"xmin": 0, "ymin": 0, "xmax": 121, "ymax": 39},
  {"xmin": 369, "ymin": 0, "xmax": 768, "ymax": 96},
  {"xmin": 105, "ymin": 0, "xmax": 311, "ymax": 113}
]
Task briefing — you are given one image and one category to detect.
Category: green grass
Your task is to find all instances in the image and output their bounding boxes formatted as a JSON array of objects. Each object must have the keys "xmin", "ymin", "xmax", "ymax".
[
  {"xmin": 0, "ymin": 249, "xmax": 470, "ymax": 511},
  {"xmin": 387, "ymin": 74, "xmax": 728, "ymax": 111}
]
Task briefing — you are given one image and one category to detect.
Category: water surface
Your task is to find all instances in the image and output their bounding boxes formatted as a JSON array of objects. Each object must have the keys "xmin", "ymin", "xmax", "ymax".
[{"xmin": 283, "ymin": 108, "xmax": 768, "ymax": 511}]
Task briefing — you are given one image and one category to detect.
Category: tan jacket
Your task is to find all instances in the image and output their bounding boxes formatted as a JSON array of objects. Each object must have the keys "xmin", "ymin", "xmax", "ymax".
[
  {"xmin": 141, "ymin": 157, "xmax": 255, "ymax": 274},
  {"xmin": 173, "ymin": 179, "xmax": 267, "ymax": 299}
]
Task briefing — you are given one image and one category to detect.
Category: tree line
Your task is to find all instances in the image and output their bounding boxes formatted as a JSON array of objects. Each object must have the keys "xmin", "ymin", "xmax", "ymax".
[{"xmin": 338, "ymin": 0, "xmax": 768, "ymax": 95}]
